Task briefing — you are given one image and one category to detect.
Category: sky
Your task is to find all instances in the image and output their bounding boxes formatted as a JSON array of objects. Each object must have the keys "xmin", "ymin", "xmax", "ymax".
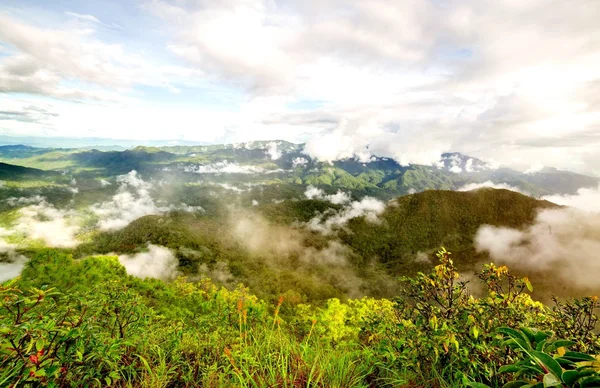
[{"xmin": 0, "ymin": 0, "xmax": 599, "ymax": 175}]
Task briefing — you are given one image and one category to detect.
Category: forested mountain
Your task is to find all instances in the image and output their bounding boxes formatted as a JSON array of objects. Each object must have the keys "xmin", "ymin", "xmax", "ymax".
[
  {"xmin": 1, "ymin": 142, "xmax": 599, "ymax": 387},
  {"xmin": 1, "ymin": 142, "xmax": 597, "ymax": 199}
]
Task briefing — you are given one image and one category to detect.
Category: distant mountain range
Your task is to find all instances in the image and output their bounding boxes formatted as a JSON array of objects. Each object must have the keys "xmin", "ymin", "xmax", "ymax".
[{"xmin": 0, "ymin": 141, "xmax": 597, "ymax": 198}]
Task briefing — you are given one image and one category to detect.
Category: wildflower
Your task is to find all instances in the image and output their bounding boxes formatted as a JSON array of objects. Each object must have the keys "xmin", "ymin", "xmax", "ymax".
[{"xmin": 29, "ymin": 355, "xmax": 39, "ymax": 364}]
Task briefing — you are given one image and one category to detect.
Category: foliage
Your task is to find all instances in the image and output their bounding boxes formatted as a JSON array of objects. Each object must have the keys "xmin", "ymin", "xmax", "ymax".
[
  {"xmin": 2, "ymin": 246, "xmax": 599, "ymax": 387},
  {"xmin": 494, "ymin": 327, "xmax": 600, "ymax": 388}
]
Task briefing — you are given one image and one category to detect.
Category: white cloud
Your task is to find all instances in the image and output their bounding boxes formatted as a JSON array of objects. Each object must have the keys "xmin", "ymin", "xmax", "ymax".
[
  {"xmin": 308, "ymin": 196, "xmax": 386, "ymax": 234},
  {"xmin": 118, "ymin": 244, "xmax": 179, "ymax": 280},
  {"xmin": 265, "ymin": 141, "xmax": 281, "ymax": 160},
  {"xmin": 457, "ymin": 181, "xmax": 526, "ymax": 194},
  {"xmin": 465, "ymin": 158, "xmax": 474, "ymax": 173},
  {"xmin": 1, "ymin": 1, "xmax": 600, "ymax": 174},
  {"xmin": 475, "ymin": 207, "xmax": 600, "ymax": 289},
  {"xmin": 0, "ymin": 13, "xmax": 192, "ymax": 100},
  {"xmin": 304, "ymin": 185, "xmax": 351, "ymax": 205},
  {"xmin": 92, "ymin": 171, "xmax": 160, "ymax": 231},
  {"xmin": 542, "ymin": 184, "xmax": 600, "ymax": 212},
  {"xmin": 6, "ymin": 195, "xmax": 46, "ymax": 207},
  {"xmin": 524, "ymin": 164, "xmax": 545, "ymax": 174},
  {"xmin": 449, "ymin": 165, "xmax": 462, "ymax": 174},
  {"xmin": 92, "ymin": 170, "xmax": 202, "ymax": 231},
  {"xmin": 0, "ymin": 257, "xmax": 27, "ymax": 283},
  {"xmin": 15, "ymin": 200, "xmax": 81, "ymax": 247},
  {"xmin": 292, "ymin": 157, "xmax": 309, "ymax": 168},
  {"xmin": 0, "ymin": 225, "xmax": 26, "ymax": 281}
]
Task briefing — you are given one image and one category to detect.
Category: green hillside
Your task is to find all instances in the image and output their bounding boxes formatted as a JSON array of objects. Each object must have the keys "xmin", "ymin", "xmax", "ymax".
[
  {"xmin": 0, "ymin": 162, "xmax": 58, "ymax": 181},
  {"xmin": 339, "ymin": 188, "xmax": 558, "ymax": 272},
  {"xmin": 64, "ymin": 189, "xmax": 559, "ymax": 303}
]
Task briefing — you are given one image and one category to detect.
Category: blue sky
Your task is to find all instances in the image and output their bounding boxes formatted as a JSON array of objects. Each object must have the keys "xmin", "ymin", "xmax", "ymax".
[{"xmin": 0, "ymin": 0, "xmax": 599, "ymax": 175}]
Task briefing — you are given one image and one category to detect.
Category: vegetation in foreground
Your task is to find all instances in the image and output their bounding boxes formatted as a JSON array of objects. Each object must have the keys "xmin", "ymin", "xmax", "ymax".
[{"xmin": 2, "ymin": 248, "xmax": 599, "ymax": 387}]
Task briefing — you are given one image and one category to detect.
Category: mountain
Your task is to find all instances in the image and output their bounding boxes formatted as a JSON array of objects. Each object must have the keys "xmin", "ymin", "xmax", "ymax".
[
  {"xmin": 0, "ymin": 162, "xmax": 59, "ymax": 181},
  {"xmin": 1, "ymin": 142, "xmax": 596, "ymax": 199},
  {"xmin": 1, "ymin": 144, "xmax": 597, "ymax": 387},
  {"xmin": 68, "ymin": 188, "xmax": 559, "ymax": 302}
]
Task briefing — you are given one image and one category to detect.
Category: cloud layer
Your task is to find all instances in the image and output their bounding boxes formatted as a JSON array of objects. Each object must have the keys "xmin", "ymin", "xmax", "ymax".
[
  {"xmin": 1, "ymin": 1, "xmax": 599, "ymax": 174},
  {"xmin": 475, "ymin": 207, "xmax": 600, "ymax": 290},
  {"xmin": 542, "ymin": 184, "xmax": 600, "ymax": 212}
]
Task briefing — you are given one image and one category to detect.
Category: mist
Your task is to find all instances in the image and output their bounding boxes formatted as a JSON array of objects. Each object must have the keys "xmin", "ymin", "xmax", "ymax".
[
  {"xmin": 543, "ymin": 184, "xmax": 600, "ymax": 212},
  {"xmin": 307, "ymin": 197, "xmax": 386, "ymax": 234},
  {"xmin": 458, "ymin": 181, "xmax": 526, "ymax": 194},
  {"xmin": 118, "ymin": 244, "xmax": 179, "ymax": 281},
  {"xmin": 0, "ymin": 227, "xmax": 27, "ymax": 283},
  {"xmin": 475, "ymin": 207, "xmax": 600, "ymax": 291},
  {"xmin": 16, "ymin": 199, "xmax": 81, "ymax": 248},
  {"xmin": 229, "ymin": 210, "xmax": 395, "ymax": 298}
]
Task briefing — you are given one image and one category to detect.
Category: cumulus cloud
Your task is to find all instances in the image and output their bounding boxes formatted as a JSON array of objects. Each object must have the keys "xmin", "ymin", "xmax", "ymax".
[
  {"xmin": 475, "ymin": 207, "xmax": 600, "ymax": 290},
  {"xmin": 457, "ymin": 181, "xmax": 526, "ymax": 194},
  {"xmin": 308, "ymin": 197, "xmax": 386, "ymax": 234},
  {"xmin": 2, "ymin": 1, "xmax": 600, "ymax": 174},
  {"xmin": 542, "ymin": 184, "xmax": 600, "ymax": 212},
  {"xmin": 0, "ymin": 13, "xmax": 191, "ymax": 101},
  {"xmin": 304, "ymin": 185, "xmax": 351, "ymax": 205},
  {"xmin": 118, "ymin": 244, "xmax": 179, "ymax": 280}
]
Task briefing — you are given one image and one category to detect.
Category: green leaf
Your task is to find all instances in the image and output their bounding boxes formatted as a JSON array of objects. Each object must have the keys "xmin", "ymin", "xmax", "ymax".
[
  {"xmin": 471, "ymin": 326, "xmax": 480, "ymax": 339},
  {"xmin": 555, "ymin": 357, "xmax": 576, "ymax": 367},
  {"xmin": 543, "ymin": 373, "xmax": 562, "ymax": 387},
  {"xmin": 505, "ymin": 338, "xmax": 533, "ymax": 352},
  {"xmin": 35, "ymin": 338, "xmax": 44, "ymax": 352},
  {"xmin": 531, "ymin": 351, "xmax": 563, "ymax": 379},
  {"xmin": 536, "ymin": 340, "xmax": 547, "ymax": 352},
  {"xmin": 521, "ymin": 328, "xmax": 537, "ymax": 343},
  {"xmin": 524, "ymin": 277, "xmax": 533, "ymax": 292},
  {"xmin": 533, "ymin": 331, "xmax": 551, "ymax": 345},
  {"xmin": 564, "ymin": 352, "xmax": 596, "ymax": 361},
  {"xmin": 498, "ymin": 328, "xmax": 532, "ymax": 348},
  {"xmin": 465, "ymin": 382, "xmax": 490, "ymax": 388},
  {"xmin": 561, "ymin": 370, "xmax": 580, "ymax": 386},
  {"xmin": 579, "ymin": 376, "xmax": 600, "ymax": 387},
  {"xmin": 499, "ymin": 365, "xmax": 522, "ymax": 373}
]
